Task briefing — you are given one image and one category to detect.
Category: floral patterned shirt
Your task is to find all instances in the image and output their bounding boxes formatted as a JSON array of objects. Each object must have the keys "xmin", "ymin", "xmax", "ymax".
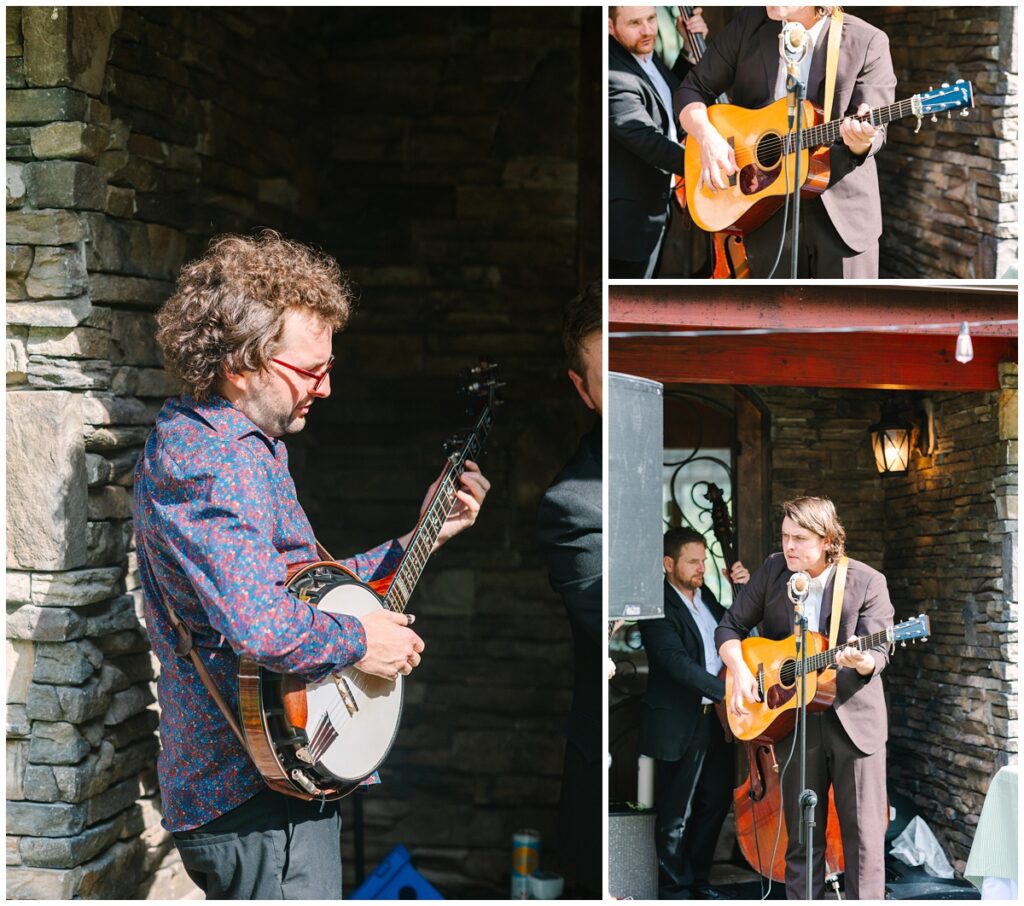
[{"xmin": 133, "ymin": 394, "xmax": 402, "ymax": 831}]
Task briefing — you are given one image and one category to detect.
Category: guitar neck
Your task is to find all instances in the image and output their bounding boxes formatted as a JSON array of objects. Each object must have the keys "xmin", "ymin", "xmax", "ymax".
[
  {"xmin": 785, "ymin": 97, "xmax": 920, "ymax": 154},
  {"xmin": 383, "ymin": 404, "xmax": 493, "ymax": 613},
  {"xmin": 801, "ymin": 626, "xmax": 892, "ymax": 674}
]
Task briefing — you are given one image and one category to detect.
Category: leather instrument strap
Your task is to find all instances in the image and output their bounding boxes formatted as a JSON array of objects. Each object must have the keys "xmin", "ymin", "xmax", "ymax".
[
  {"xmin": 164, "ymin": 601, "xmax": 249, "ymax": 751},
  {"xmin": 828, "ymin": 555, "xmax": 849, "ymax": 650},
  {"xmin": 823, "ymin": 8, "xmax": 844, "ymax": 123}
]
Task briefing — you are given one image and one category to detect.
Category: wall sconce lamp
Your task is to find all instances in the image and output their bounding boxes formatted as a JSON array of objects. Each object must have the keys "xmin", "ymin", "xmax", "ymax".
[{"xmin": 869, "ymin": 399, "xmax": 935, "ymax": 475}]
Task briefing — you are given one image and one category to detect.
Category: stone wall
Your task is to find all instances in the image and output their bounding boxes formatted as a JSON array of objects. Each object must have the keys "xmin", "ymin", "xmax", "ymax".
[
  {"xmin": 881, "ymin": 364, "xmax": 1018, "ymax": 871},
  {"xmin": 756, "ymin": 385, "xmax": 888, "ymax": 569},
  {"xmin": 860, "ymin": 5, "xmax": 1019, "ymax": 278},
  {"xmin": 7, "ymin": 6, "xmax": 598, "ymax": 899}
]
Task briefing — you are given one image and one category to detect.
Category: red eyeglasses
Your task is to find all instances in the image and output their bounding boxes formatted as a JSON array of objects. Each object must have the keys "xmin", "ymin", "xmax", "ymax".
[{"xmin": 270, "ymin": 354, "xmax": 335, "ymax": 392}]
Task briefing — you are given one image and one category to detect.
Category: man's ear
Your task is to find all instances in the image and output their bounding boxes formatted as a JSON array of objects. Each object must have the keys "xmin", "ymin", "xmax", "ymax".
[
  {"xmin": 663, "ymin": 554, "xmax": 674, "ymax": 574},
  {"xmin": 568, "ymin": 368, "xmax": 596, "ymax": 411}
]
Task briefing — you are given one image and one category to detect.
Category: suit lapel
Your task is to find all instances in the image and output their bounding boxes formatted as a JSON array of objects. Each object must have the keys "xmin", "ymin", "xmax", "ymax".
[
  {"xmin": 611, "ymin": 37, "xmax": 673, "ymax": 128},
  {"xmin": 665, "ymin": 581, "xmax": 705, "ymax": 662},
  {"xmin": 757, "ymin": 19, "xmax": 782, "ymax": 102}
]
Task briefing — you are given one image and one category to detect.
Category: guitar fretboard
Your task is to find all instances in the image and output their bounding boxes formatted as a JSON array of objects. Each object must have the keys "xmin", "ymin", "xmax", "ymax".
[
  {"xmin": 383, "ymin": 405, "xmax": 493, "ymax": 614},
  {"xmin": 779, "ymin": 97, "xmax": 931, "ymax": 156},
  {"xmin": 797, "ymin": 626, "xmax": 892, "ymax": 675}
]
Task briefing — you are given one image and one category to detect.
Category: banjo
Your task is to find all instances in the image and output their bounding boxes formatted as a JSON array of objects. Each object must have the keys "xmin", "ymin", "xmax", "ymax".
[{"xmin": 237, "ymin": 361, "xmax": 502, "ymax": 799}]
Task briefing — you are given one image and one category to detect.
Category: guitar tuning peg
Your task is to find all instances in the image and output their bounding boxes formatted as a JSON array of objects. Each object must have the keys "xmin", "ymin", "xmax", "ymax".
[
  {"xmin": 947, "ymin": 111, "xmax": 952, "ymax": 119},
  {"xmin": 900, "ymin": 641, "xmax": 906, "ymax": 648},
  {"xmin": 960, "ymin": 109, "xmax": 969, "ymax": 117},
  {"xmin": 942, "ymin": 82, "xmax": 950, "ymax": 88},
  {"xmin": 931, "ymin": 114, "xmax": 938, "ymax": 122}
]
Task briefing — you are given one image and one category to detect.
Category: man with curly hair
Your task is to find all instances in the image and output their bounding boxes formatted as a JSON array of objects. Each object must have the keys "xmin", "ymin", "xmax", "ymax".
[
  {"xmin": 133, "ymin": 231, "xmax": 490, "ymax": 899},
  {"xmin": 716, "ymin": 497, "xmax": 893, "ymax": 899}
]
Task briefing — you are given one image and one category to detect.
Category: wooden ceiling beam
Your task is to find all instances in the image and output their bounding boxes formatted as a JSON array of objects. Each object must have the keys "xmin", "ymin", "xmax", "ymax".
[{"xmin": 609, "ymin": 332, "xmax": 1016, "ymax": 391}]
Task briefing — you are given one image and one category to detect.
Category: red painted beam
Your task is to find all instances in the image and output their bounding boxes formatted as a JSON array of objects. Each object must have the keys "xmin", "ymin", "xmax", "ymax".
[
  {"xmin": 610, "ymin": 285, "xmax": 1019, "ymax": 336},
  {"xmin": 609, "ymin": 332, "xmax": 1016, "ymax": 391}
]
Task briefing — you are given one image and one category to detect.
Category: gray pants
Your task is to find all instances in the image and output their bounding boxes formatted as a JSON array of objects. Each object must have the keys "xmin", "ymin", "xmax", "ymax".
[{"xmin": 172, "ymin": 787, "xmax": 343, "ymax": 899}]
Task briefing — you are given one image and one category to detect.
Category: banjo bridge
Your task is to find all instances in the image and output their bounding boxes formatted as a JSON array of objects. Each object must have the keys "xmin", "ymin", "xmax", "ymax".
[{"xmin": 332, "ymin": 673, "xmax": 360, "ymax": 717}]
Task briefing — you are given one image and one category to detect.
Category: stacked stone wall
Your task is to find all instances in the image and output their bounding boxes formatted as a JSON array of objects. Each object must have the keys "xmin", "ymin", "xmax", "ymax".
[
  {"xmin": 756, "ymin": 386, "xmax": 889, "ymax": 569},
  {"xmin": 860, "ymin": 5, "xmax": 1019, "ymax": 278},
  {"xmin": 881, "ymin": 364, "xmax": 1018, "ymax": 871}
]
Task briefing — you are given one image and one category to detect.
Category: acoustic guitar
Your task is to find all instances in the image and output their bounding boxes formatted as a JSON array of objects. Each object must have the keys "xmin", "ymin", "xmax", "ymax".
[
  {"xmin": 725, "ymin": 614, "xmax": 931, "ymax": 744},
  {"xmin": 684, "ymin": 81, "xmax": 975, "ymax": 233},
  {"xmin": 237, "ymin": 361, "xmax": 502, "ymax": 799}
]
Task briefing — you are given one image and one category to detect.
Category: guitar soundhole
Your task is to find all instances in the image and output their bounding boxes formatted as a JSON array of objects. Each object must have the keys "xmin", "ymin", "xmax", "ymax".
[{"xmin": 756, "ymin": 132, "xmax": 782, "ymax": 168}]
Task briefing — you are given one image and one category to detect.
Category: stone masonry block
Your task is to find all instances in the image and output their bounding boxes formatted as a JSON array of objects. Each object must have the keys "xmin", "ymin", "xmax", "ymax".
[
  {"xmin": 23, "ymin": 160, "xmax": 106, "ymax": 210},
  {"xmin": 27, "ymin": 356, "xmax": 111, "ymax": 390},
  {"xmin": 25, "ymin": 246, "xmax": 88, "ymax": 299},
  {"xmin": 6, "ymin": 296, "xmax": 94, "ymax": 329},
  {"xmin": 18, "ymin": 811, "xmax": 131, "ymax": 869},
  {"xmin": 27, "ymin": 325, "xmax": 110, "ymax": 359},
  {"xmin": 27, "ymin": 721, "xmax": 92, "ymax": 766},
  {"xmin": 7, "ymin": 161, "xmax": 26, "ymax": 208},
  {"xmin": 22, "ymin": 7, "xmax": 121, "ymax": 97},
  {"xmin": 6, "ymin": 639, "xmax": 35, "ymax": 707},
  {"xmin": 32, "ymin": 638, "xmax": 104, "ymax": 685},
  {"xmin": 5, "ymin": 866, "xmax": 81, "ymax": 900},
  {"xmin": 7, "ymin": 329, "xmax": 29, "ymax": 383},
  {"xmin": 5, "ymin": 87, "xmax": 91, "ymax": 124},
  {"xmin": 30, "ymin": 566, "xmax": 123, "ymax": 607},
  {"xmin": 6, "ymin": 603, "xmax": 85, "ymax": 643},
  {"xmin": 29, "ymin": 121, "xmax": 110, "ymax": 162},
  {"xmin": 80, "ymin": 213, "xmax": 186, "ymax": 281},
  {"xmin": 6, "ymin": 390, "xmax": 88, "ymax": 570},
  {"xmin": 6, "ymin": 209, "xmax": 85, "ymax": 245},
  {"xmin": 6, "ymin": 798, "xmax": 88, "ymax": 836}
]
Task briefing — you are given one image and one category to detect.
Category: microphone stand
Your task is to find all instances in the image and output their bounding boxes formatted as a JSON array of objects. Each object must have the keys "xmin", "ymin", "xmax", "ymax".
[
  {"xmin": 789, "ymin": 578, "xmax": 816, "ymax": 902},
  {"xmin": 786, "ymin": 61, "xmax": 808, "ymax": 279}
]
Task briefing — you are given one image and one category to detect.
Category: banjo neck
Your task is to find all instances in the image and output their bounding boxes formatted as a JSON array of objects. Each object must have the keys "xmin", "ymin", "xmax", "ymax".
[{"xmin": 384, "ymin": 399, "xmax": 495, "ymax": 614}]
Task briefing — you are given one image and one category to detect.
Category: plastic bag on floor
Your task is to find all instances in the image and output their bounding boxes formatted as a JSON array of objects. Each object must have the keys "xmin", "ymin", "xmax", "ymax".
[{"xmin": 889, "ymin": 815, "xmax": 955, "ymax": 879}]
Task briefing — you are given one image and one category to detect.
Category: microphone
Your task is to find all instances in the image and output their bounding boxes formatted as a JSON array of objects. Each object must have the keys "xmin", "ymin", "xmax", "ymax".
[
  {"xmin": 780, "ymin": 20, "xmax": 810, "ymax": 63},
  {"xmin": 787, "ymin": 570, "xmax": 811, "ymax": 608},
  {"xmin": 779, "ymin": 21, "xmax": 810, "ymax": 126}
]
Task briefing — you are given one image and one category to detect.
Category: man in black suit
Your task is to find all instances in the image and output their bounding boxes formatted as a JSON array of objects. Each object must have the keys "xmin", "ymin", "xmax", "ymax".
[
  {"xmin": 608, "ymin": 6, "xmax": 707, "ymax": 278},
  {"xmin": 640, "ymin": 527, "xmax": 749, "ymax": 899},
  {"xmin": 537, "ymin": 283, "xmax": 601, "ymax": 899}
]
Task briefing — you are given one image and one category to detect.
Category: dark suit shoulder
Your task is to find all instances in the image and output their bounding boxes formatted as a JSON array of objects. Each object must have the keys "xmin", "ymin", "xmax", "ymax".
[{"xmin": 835, "ymin": 12, "xmax": 889, "ymax": 43}]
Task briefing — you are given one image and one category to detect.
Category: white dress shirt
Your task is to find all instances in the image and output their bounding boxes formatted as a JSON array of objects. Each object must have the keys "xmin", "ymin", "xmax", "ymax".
[
  {"xmin": 632, "ymin": 51, "xmax": 678, "ymax": 145},
  {"xmin": 801, "ymin": 561, "xmax": 835, "ymax": 635},
  {"xmin": 773, "ymin": 14, "xmax": 829, "ymax": 103}
]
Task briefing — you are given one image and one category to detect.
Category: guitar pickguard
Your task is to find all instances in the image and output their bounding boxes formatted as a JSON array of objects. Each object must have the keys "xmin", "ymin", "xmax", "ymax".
[
  {"xmin": 740, "ymin": 161, "xmax": 782, "ymax": 196},
  {"xmin": 765, "ymin": 682, "xmax": 796, "ymax": 711}
]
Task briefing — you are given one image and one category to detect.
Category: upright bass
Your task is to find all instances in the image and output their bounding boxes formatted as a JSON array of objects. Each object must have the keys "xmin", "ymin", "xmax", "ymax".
[{"xmin": 703, "ymin": 484, "xmax": 844, "ymax": 885}]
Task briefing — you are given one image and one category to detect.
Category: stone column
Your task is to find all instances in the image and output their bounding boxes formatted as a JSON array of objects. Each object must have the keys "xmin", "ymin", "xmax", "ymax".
[{"xmin": 6, "ymin": 7, "xmax": 184, "ymax": 898}]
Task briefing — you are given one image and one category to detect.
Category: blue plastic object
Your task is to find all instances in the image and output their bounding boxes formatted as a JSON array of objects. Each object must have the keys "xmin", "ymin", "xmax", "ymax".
[{"xmin": 350, "ymin": 844, "xmax": 444, "ymax": 900}]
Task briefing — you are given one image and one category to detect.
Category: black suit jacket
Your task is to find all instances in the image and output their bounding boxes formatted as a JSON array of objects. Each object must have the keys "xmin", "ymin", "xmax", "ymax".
[
  {"xmin": 609, "ymin": 36, "xmax": 686, "ymax": 263},
  {"xmin": 639, "ymin": 580, "xmax": 726, "ymax": 761},
  {"xmin": 715, "ymin": 553, "xmax": 894, "ymax": 755},
  {"xmin": 537, "ymin": 422, "xmax": 601, "ymax": 763},
  {"xmin": 675, "ymin": 9, "xmax": 896, "ymax": 252}
]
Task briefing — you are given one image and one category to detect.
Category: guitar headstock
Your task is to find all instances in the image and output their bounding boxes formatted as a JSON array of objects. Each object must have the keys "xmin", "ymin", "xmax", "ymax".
[
  {"xmin": 916, "ymin": 80, "xmax": 974, "ymax": 117},
  {"xmin": 892, "ymin": 613, "xmax": 931, "ymax": 647}
]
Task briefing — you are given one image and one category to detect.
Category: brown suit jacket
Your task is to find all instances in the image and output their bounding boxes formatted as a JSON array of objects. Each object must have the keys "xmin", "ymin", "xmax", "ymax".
[
  {"xmin": 674, "ymin": 9, "xmax": 897, "ymax": 252},
  {"xmin": 715, "ymin": 552, "xmax": 894, "ymax": 755}
]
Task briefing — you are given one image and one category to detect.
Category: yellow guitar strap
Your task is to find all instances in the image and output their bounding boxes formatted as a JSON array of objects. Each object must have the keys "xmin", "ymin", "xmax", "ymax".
[
  {"xmin": 828, "ymin": 555, "xmax": 849, "ymax": 649},
  {"xmin": 823, "ymin": 8, "xmax": 844, "ymax": 123}
]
